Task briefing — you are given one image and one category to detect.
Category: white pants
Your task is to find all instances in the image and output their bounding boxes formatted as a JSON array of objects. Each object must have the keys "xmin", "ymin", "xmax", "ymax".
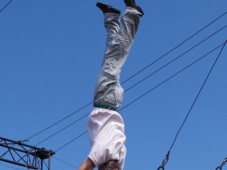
[{"xmin": 93, "ymin": 7, "xmax": 141, "ymax": 110}]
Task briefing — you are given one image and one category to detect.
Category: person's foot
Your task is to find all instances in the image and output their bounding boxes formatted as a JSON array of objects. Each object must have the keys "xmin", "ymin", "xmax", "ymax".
[
  {"xmin": 96, "ymin": 2, "xmax": 120, "ymax": 14},
  {"xmin": 124, "ymin": 0, "xmax": 144, "ymax": 16},
  {"xmin": 124, "ymin": 0, "xmax": 136, "ymax": 8}
]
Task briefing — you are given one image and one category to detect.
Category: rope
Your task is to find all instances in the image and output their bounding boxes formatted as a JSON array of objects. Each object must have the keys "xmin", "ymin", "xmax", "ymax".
[
  {"xmin": 169, "ymin": 40, "xmax": 226, "ymax": 151},
  {"xmin": 157, "ymin": 40, "xmax": 227, "ymax": 170}
]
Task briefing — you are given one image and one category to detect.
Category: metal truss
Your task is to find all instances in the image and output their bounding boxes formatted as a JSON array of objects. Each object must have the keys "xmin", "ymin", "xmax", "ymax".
[{"xmin": 0, "ymin": 137, "xmax": 55, "ymax": 170}]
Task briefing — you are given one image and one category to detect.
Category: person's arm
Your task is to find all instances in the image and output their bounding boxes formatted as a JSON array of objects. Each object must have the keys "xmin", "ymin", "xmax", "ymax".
[{"xmin": 77, "ymin": 157, "xmax": 95, "ymax": 170}]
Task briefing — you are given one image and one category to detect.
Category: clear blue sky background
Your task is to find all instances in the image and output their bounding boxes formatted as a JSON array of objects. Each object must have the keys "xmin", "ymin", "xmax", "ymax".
[{"xmin": 0, "ymin": 0, "xmax": 227, "ymax": 170}]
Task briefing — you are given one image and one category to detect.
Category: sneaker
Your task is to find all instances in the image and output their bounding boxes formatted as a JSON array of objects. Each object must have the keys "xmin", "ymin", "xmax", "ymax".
[
  {"xmin": 96, "ymin": 2, "xmax": 120, "ymax": 14},
  {"xmin": 124, "ymin": 0, "xmax": 136, "ymax": 8},
  {"xmin": 124, "ymin": 0, "xmax": 144, "ymax": 16}
]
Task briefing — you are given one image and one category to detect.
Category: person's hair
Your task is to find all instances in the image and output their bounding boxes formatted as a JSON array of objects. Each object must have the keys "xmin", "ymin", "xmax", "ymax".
[{"xmin": 98, "ymin": 160, "xmax": 120, "ymax": 170}]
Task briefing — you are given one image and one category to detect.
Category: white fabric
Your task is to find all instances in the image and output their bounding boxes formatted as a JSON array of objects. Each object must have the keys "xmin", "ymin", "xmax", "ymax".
[{"xmin": 88, "ymin": 108, "xmax": 126, "ymax": 170}]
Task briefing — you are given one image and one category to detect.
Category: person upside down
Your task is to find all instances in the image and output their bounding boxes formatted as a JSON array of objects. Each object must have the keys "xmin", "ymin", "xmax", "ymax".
[{"xmin": 78, "ymin": 0, "xmax": 143, "ymax": 170}]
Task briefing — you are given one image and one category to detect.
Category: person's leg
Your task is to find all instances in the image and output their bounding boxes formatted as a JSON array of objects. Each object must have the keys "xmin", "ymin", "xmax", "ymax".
[
  {"xmin": 93, "ymin": 4, "xmax": 122, "ymax": 110},
  {"xmin": 93, "ymin": 6, "xmax": 142, "ymax": 110}
]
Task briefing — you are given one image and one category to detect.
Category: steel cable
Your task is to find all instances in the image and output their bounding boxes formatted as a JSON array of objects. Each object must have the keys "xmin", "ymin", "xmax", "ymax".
[{"xmin": 157, "ymin": 40, "xmax": 227, "ymax": 170}]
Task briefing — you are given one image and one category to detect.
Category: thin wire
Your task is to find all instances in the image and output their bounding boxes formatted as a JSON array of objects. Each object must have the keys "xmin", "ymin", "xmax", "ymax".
[
  {"xmin": 48, "ymin": 41, "xmax": 226, "ymax": 170},
  {"xmin": 124, "ymin": 25, "xmax": 227, "ymax": 93},
  {"xmin": 35, "ymin": 113, "xmax": 89, "ymax": 146},
  {"xmin": 31, "ymin": 13, "xmax": 227, "ymax": 169},
  {"xmin": 156, "ymin": 41, "xmax": 227, "ymax": 169},
  {"xmin": 26, "ymin": 12, "xmax": 227, "ymax": 142},
  {"xmin": 0, "ymin": 0, "xmax": 13, "ymax": 13},
  {"xmin": 31, "ymin": 24, "xmax": 227, "ymax": 145},
  {"xmin": 54, "ymin": 41, "xmax": 226, "ymax": 153},
  {"xmin": 169, "ymin": 40, "xmax": 227, "ymax": 151},
  {"xmin": 26, "ymin": 101, "xmax": 92, "ymax": 141},
  {"xmin": 55, "ymin": 131, "xmax": 87, "ymax": 153},
  {"xmin": 121, "ymin": 11, "xmax": 227, "ymax": 84},
  {"xmin": 33, "ymin": 22, "xmax": 227, "ymax": 146},
  {"xmin": 121, "ymin": 42, "xmax": 226, "ymax": 111},
  {"xmin": 53, "ymin": 156, "xmax": 78, "ymax": 168}
]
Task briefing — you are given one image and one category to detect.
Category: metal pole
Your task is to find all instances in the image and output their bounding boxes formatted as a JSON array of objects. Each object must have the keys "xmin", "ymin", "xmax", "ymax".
[
  {"xmin": 41, "ymin": 159, "xmax": 43, "ymax": 170},
  {"xmin": 48, "ymin": 155, "xmax": 51, "ymax": 170}
]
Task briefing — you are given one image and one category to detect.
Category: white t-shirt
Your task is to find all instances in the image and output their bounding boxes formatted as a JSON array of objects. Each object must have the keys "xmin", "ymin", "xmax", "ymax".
[{"xmin": 88, "ymin": 108, "xmax": 126, "ymax": 170}]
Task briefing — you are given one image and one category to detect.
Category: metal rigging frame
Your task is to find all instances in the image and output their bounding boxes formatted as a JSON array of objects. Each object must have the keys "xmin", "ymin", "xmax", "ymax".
[{"xmin": 0, "ymin": 137, "xmax": 55, "ymax": 170}]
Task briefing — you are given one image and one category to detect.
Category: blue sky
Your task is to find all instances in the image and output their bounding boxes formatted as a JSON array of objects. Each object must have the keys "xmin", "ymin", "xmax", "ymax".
[{"xmin": 0, "ymin": 0, "xmax": 227, "ymax": 170}]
